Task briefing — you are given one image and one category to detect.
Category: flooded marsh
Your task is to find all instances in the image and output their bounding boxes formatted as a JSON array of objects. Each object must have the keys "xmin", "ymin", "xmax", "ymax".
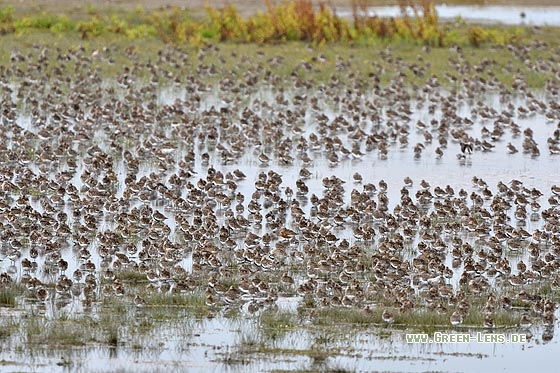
[{"xmin": 1, "ymin": 8, "xmax": 560, "ymax": 372}]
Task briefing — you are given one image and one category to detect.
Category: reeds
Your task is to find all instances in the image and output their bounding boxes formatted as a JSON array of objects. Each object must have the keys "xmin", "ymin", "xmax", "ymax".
[
  {"xmin": 201, "ymin": 0, "xmax": 352, "ymax": 44},
  {"xmin": 352, "ymin": 0, "xmax": 443, "ymax": 46}
]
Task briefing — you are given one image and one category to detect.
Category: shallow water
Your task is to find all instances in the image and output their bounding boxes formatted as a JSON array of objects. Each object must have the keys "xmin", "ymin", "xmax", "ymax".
[
  {"xmin": 337, "ymin": 5, "xmax": 560, "ymax": 26},
  {"xmin": 2, "ymin": 85, "xmax": 560, "ymax": 371},
  {"xmin": 1, "ymin": 43, "xmax": 560, "ymax": 372},
  {"xmin": 1, "ymin": 322, "xmax": 558, "ymax": 372}
]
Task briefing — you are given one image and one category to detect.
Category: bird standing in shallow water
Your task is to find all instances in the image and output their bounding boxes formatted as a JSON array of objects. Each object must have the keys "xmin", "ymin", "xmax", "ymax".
[
  {"xmin": 353, "ymin": 172, "xmax": 362, "ymax": 183},
  {"xmin": 460, "ymin": 142, "xmax": 473, "ymax": 154},
  {"xmin": 507, "ymin": 143, "xmax": 518, "ymax": 154}
]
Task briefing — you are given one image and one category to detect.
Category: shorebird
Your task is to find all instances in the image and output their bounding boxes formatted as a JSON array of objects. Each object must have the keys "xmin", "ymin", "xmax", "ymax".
[
  {"xmin": 232, "ymin": 169, "xmax": 246, "ymax": 180},
  {"xmin": 403, "ymin": 176, "xmax": 413, "ymax": 188},
  {"xmin": 450, "ymin": 311, "xmax": 463, "ymax": 326},
  {"xmin": 258, "ymin": 152, "xmax": 270, "ymax": 166},
  {"xmin": 134, "ymin": 295, "xmax": 147, "ymax": 307},
  {"xmin": 460, "ymin": 142, "xmax": 473, "ymax": 154},
  {"xmin": 507, "ymin": 143, "xmax": 518, "ymax": 154},
  {"xmin": 353, "ymin": 172, "xmax": 363, "ymax": 183},
  {"xmin": 483, "ymin": 316, "xmax": 495, "ymax": 329},
  {"xmin": 379, "ymin": 179, "xmax": 388, "ymax": 192},
  {"xmin": 36, "ymin": 287, "xmax": 49, "ymax": 302},
  {"xmin": 519, "ymin": 313, "xmax": 532, "ymax": 329},
  {"xmin": 382, "ymin": 309, "xmax": 395, "ymax": 324},
  {"xmin": 480, "ymin": 141, "xmax": 495, "ymax": 152},
  {"xmin": 543, "ymin": 310, "xmax": 555, "ymax": 327}
]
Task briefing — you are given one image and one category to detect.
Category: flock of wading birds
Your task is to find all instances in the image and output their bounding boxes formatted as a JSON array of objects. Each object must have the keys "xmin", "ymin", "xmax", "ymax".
[{"xmin": 0, "ymin": 42, "xmax": 559, "ymax": 338}]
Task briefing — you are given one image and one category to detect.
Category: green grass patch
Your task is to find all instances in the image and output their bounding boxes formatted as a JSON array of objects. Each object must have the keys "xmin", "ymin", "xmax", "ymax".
[
  {"xmin": 0, "ymin": 320, "xmax": 17, "ymax": 340},
  {"xmin": 311, "ymin": 307, "xmax": 377, "ymax": 326},
  {"xmin": 142, "ymin": 291, "xmax": 209, "ymax": 319},
  {"xmin": 24, "ymin": 318, "xmax": 92, "ymax": 346},
  {"xmin": 307, "ymin": 303, "xmax": 520, "ymax": 333},
  {"xmin": 0, "ymin": 285, "xmax": 19, "ymax": 307},
  {"xmin": 101, "ymin": 298, "xmax": 129, "ymax": 315},
  {"xmin": 397, "ymin": 309, "xmax": 450, "ymax": 328},
  {"xmin": 116, "ymin": 269, "xmax": 148, "ymax": 285},
  {"xmin": 260, "ymin": 309, "xmax": 297, "ymax": 329},
  {"xmin": 144, "ymin": 291, "xmax": 205, "ymax": 307},
  {"xmin": 93, "ymin": 314, "xmax": 124, "ymax": 345},
  {"xmin": 531, "ymin": 282, "xmax": 560, "ymax": 300},
  {"xmin": 259, "ymin": 309, "xmax": 298, "ymax": 341}
]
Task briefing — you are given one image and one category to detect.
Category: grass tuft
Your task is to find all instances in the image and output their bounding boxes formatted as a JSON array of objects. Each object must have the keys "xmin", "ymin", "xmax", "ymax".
[{"xmin": 0, "ymin": 285, "xmax": 19, "ymax": 308}]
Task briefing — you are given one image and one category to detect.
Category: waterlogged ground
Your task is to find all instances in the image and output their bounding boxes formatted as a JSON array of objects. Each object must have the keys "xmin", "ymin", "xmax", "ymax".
[
  {"xmin": 0, "ymin": 10, "xmax": 560, "ymax": 373},
  {"xmin": 1, "ymin": 328, "xmax": 558, "ymax": 373}
]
